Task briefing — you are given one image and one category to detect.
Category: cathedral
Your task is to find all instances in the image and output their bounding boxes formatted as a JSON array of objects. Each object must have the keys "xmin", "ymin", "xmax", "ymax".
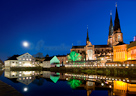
[{"xmin": 70, "ymin": 5, "xmax": 123, "ymax": 64}]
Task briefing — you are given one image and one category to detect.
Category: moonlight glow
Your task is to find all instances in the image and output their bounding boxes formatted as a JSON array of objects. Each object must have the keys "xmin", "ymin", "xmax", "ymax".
[
  {"xmin": 24, "ymin": 87, "xmax": 28, "ymax": 92},
  {"xmin": 23, "ymin": 41, "xmax": 29, "ymax": 47}
]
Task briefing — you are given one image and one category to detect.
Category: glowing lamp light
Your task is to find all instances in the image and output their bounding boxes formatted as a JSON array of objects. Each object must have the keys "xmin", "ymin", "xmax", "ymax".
[{"xmin": 24, "ymin": 87, "xmax": 28, "ymax": 92}]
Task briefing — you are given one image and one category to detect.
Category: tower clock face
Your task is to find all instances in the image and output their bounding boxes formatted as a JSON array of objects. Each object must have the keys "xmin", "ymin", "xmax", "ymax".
[{"xmin": 87, "ymin": 50, "xmax": 93, "ymax": 60}]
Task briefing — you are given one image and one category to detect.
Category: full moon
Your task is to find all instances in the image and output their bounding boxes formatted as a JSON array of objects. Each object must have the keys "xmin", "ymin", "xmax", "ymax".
[{"xmin": 23, "ymin": 41, "xmax": 29, "ymax": 47}]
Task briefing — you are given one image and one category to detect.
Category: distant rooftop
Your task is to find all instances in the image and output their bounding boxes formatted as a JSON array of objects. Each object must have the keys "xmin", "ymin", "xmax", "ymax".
[
  {"xmin": 128, "ymin": 40, "xmax": 136, "ymax": 49},
  {"xmin": 72, "ymin": 45, "xmax": 85, "ymax": 48},
  {"xmin": 7, "ymin": 55, "xmax": 20, "ymax": 60},
  {"xmin": 95, "ymin": 45, "xmax": 111, "ymax": 48}
]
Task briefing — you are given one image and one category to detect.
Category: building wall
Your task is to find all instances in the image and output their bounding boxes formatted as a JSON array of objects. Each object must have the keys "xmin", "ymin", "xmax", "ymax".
[
  {"xmin": 43, "ymin": 61, "xmax": 50, "ymax": 68},
  {"xmin": 113, "ymin": 44, "xmax": 128, "ymax": 62},
  {"xmin": 128, "ymin": 46, "xmax": 136, "ymax": 60},
  {"xmin": 57, "ymin": 56, "xmax": 68, "ymax": 64}
]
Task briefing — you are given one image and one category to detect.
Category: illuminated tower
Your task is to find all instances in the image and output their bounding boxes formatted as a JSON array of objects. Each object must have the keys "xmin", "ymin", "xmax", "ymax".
[
  {"xmin": 112, "ymin": 3, "xmax": 123, "ymax": 45},
  {"xmin": 107, "ymin": 11, "xmax": 113, "ymax": 47}
]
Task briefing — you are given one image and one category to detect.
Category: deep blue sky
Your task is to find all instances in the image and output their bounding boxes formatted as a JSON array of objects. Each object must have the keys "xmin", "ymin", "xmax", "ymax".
[{"xmin": 0, "ymin": 0, "xmax": 136, "ymax": 61}]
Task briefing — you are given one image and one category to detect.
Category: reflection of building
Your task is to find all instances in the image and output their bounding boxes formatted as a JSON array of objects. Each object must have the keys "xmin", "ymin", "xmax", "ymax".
[
  {"xmin": 4, "ymin": 70, "xmax": 36, "ymax": 85},
  {"xmin": 113, "ymin": 81, "xmax": 136, "ymax": 95},
  {"xmin": 4, "ymin": 53, "xmax": 35, "ymax": 69}
]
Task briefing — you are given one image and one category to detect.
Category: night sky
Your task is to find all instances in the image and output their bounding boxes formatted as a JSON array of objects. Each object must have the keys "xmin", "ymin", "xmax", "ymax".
[{"xmin": 0, "ymin": 0, "xmax": 136, "ymax": 61}]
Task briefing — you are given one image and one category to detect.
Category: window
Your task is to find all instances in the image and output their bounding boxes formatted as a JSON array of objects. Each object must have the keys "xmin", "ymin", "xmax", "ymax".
[{"xmin": 118, "ymin": 35, "xmax": 120, "ymax": 41}]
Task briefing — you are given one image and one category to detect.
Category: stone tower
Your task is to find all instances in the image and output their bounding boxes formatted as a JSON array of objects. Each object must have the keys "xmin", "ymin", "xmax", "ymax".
[
  {"xmin": 107, "ymin": 11, "xmax": 113, "ymax": 47},
  {"xmin": 112, "ymin": 4, "xmax": 123, "ymax": 45}
]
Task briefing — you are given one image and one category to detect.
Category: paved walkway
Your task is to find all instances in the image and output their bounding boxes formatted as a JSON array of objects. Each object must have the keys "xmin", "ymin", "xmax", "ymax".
[{"xmin": 0, "ymin": 80, "xmax": 23, "ymax": 96}]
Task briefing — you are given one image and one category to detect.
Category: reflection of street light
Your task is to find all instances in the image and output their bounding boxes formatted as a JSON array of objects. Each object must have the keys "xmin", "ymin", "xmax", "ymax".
[
  {"xmin": 101, "ymin": 83, "xmax": 104, "ymax": 86},
  {"xmin": 24, "ymin": 87, "xmax": 28, "ymax": 92}
]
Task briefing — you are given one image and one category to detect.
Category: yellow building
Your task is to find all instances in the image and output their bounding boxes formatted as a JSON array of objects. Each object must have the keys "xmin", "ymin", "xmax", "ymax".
[
  {"xmin": 113, "ymin": 43, "xmax": 128, "ymax": 62},
  {"xmin": 113, "ymin": 40, "xmax": 136, "ymax": 63},
  {"xmin": 128, "ymin": 41, "xmax": 136, "ymax": 60}
]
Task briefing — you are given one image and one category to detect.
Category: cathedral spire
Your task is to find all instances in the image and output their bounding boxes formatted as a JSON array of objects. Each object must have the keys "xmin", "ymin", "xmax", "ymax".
[
  {"xmin": 109, "ymin": 11, "xmax": 113, "ymax": 36},
  {"xmin": 114, "ymin": 2, "xmax": 121, "ymax": 31},
  {"xmin": 86, "ymin": 25, "xmax": 89, "ymax": 42}
]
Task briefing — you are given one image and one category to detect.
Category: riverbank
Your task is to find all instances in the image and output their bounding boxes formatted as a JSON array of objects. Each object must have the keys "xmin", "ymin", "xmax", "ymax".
[
  {"xmin": 8, "ymin": 67, "xmax": 136, "ymax": 78},
  {"xmin": 0, "ymin": 80, "xmax": 23, "ymax": 96},
  {"xmin": 10, "ymin": 67, "xmax": 42, "ymax": 71},
  {"xmin": 43, "ymin": 67, "xmax": 136, "ymax": 78}
]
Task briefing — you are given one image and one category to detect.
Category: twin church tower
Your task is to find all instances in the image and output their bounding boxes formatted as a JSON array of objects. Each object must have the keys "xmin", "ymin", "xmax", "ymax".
[{"xmin": 107, "ymin": 5, "xmax": 123, "ymax": 47}]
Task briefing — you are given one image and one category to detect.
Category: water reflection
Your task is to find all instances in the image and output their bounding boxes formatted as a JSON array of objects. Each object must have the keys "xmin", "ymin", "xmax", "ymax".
[{"xmin": 3, "ymin": 70, "xmax": 136, "ymax": 96}]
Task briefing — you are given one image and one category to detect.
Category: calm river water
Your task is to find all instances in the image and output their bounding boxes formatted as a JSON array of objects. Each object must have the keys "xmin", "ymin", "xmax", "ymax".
[{"xmin": 0, "ymin": 70, "xmax": 136, "ymax": 96}]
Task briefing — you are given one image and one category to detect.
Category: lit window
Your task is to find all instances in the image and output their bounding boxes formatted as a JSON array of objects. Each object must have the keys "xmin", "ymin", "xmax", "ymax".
[
  {"xmin": 19, "ymin": 62, "xmax": 21, "ymax": 64},
  {"xmin": 26, "ymin": 59, "xmax": 28, "ymax": 61},
  {"xmin": 131, "ymin": 64, "xmax": 134, "ymax": 66},
  {"xmin": 118, "ymin": 35, "xmax": 120, "ymax": 41},
  {"xmin": 23, "ymin": 58, "xmax": 25, "ymax": 60}
]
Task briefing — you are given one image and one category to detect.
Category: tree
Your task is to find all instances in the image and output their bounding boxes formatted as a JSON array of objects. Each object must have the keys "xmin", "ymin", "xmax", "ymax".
[
  {"xmin": 68, "ymin": 79, "xmax": 82, "ymax": 89},
  {"xmin": 67, "ymin": 51, "xmax": 82, "ymax": 61}
]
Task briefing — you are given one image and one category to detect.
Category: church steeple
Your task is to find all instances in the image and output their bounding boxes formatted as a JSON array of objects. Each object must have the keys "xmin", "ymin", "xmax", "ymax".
[
  {"xmin": 114, "ymin": 3, "xmax": 121, "ymax": 31},
  {"xmin": 109, "ymin": 11, "xmax": 113, "ymax": 36},
  {"xmin": 86, "ymin": 25, "xmax": 89, "ymax": 44}
]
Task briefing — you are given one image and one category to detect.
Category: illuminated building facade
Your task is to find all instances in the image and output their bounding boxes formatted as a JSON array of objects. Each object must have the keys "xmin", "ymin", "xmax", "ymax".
[
  {"xmin": 128, "ymin": 41, "xmax": 136, "ymax": 60},
  {"xmin": 113, "ymin": 43, "xmax": 128, "ymax": 62},
  {"xmin": 43, "ymin": 56, "xmax": 60, "ymax": 68},
  {"xmin": 71, "ymin": 5, "xmax": 136, "ymax": 66},
  {"xmin": 113, "ymin": 40, "xmax": 136, "ymax": 63},
  {"xmin": 56, "ymin": 55, "xmax": 68, "ymax": 65},
  {"xmin": 4, "ymin": 53, "xmax": 35, "ymax": 69},
  {"xmin": 71, "ymin": 6, "xmax": 125, "ymax": 64}
]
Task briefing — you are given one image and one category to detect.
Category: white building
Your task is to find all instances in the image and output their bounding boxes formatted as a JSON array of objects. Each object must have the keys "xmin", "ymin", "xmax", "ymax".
[
  {"xmin": 4, "ymin": 53, "xmax": 36, "ymax": 69},
  {"xmin": 43, "ymin": 56, "xmax": 60, "ymax": 68}
]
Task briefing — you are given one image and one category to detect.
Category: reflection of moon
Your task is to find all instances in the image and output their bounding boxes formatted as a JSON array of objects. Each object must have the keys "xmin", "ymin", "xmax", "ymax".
[
  {"xmin": 24, "ymin": 87, "xmax": 28, "ymax": 92},
  {"xmin": 23, "ymin": 41, "xmax": 29, "ymax": 47}
]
